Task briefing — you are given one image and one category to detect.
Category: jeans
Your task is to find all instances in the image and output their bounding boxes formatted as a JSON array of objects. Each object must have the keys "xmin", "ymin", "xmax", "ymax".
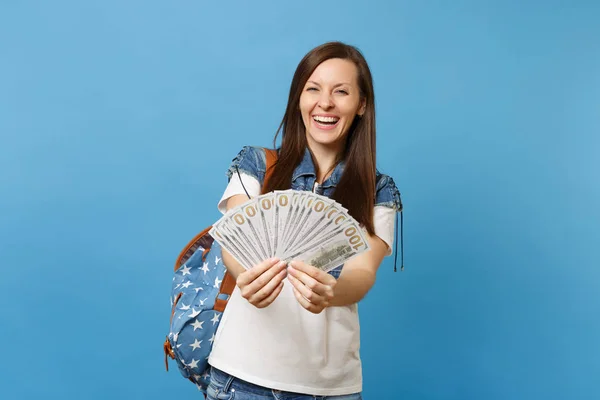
[{"xmin": 206, "ymin": 366, "xmax": 363, "ymax": 400}]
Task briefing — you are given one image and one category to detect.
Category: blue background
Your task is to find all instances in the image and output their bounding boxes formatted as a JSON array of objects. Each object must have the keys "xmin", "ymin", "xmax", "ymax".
[{"xmin": 1, "ymin": 1, "xmax": 599, "ymax": 399}]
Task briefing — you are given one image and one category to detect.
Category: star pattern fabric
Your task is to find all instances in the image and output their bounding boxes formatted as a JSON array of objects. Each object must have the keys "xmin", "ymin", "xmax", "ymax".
[{"xmin": 167, "ymin": 239, "xmax": 228, "ymax": 394}]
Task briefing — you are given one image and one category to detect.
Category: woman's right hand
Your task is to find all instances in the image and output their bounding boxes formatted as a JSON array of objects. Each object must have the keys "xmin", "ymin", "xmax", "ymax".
[{"xmin": 236, "ymin": 258, "xmax": 287, "ymax": 308}]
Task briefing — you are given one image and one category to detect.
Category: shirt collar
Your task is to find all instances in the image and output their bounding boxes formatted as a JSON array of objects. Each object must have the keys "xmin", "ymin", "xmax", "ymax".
[{"xmin": 292, "ymin": 146, "xmax": 345, "ymax": 189}]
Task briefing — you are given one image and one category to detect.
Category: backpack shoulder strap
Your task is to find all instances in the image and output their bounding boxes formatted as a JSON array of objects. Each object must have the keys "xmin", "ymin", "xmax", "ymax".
[
  {"xmin": 216, "ymin": 148, "xmax": 278, "ymax": 306},
  {"xmin": 262, "ymin": 148, "xmax": 278, "ymax": 193}
]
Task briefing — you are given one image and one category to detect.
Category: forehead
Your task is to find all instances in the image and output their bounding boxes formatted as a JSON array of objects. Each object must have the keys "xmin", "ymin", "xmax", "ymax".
[{"xmin": 307, "ymin": 58, "xmax": 359, "ymax": 85}]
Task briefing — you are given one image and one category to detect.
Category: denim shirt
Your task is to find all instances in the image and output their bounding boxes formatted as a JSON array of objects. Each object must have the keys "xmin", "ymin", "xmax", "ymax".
[{"xmin": 225, "ymin": 145, "xmax": 403, "ymax": 275}]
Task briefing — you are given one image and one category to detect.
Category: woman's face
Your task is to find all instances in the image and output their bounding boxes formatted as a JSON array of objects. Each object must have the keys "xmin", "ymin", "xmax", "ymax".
[{"xmin": 299, "ymin": 58, "xmax": 365, "ymax": 150}]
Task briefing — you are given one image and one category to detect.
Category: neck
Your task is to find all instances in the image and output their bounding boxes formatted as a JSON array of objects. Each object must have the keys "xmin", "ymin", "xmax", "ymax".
[{"xmin": 307, "ymin": 140, "xmax": 345, "ymax": 183}]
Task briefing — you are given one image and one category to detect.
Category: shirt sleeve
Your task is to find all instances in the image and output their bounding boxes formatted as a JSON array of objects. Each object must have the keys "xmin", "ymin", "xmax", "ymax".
[
  {"xmin": 217, "ymin": 172, "xmax": 262, "ymax": 214},
  {"xmin": 373, "ymin": 205, "xmax": 396, "ymax": 256},
  {"xmin": 218, "ymin": 146, "xmax": 266, "ymax": 213},
  {"xmin": 373, "ymin": 173, "xmax": 403, "ymax": 256}
]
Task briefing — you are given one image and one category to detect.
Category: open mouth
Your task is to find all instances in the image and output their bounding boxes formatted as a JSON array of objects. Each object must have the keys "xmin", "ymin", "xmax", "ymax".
[{"xmin": 312, "ymin": 115, "xmax": 340, "ymax": 129}]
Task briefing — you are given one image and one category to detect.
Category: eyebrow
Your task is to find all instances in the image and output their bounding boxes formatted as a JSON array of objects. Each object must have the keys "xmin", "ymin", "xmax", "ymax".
[{"xmin": 307, "ymin": 80, "xmax": 353, "ymax": 88}]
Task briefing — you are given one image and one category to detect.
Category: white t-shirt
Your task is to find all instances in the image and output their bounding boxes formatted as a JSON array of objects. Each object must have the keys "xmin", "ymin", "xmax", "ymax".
[{"xmin": 208, "ymin": 172, "xmax": 396, "ymax": 396}]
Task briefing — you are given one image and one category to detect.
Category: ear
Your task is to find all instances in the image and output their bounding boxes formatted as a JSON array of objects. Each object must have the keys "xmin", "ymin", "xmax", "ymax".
[{"xmin": 357, "ymin": 98, "xmax": 366, "ymax": 116}]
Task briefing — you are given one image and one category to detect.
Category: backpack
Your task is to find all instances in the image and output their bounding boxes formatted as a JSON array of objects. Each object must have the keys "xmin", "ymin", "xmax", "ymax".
[{"xmin": 163, "ymin": 148, "xmax": 278, "ymax": 393}]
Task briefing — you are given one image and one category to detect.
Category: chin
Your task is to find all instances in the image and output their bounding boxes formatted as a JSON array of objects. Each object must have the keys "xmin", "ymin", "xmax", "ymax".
[{"xmin": 307, "ymin": 132, "xmax": 345, "ymax": 148}]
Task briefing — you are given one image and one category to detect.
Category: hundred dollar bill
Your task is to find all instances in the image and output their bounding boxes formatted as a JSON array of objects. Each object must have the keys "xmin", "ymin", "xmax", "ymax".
[
  {"xmin": 209, "ymin": 219, "xmax": 254, "ymax": 270},
  {"xmin": 275, "ymin": 190, "xmax": 299, "ymax": 253},
  {"xmin": 283, "ymin": 193, "xmax": 335, "ymax": 252},
  {"xmin": 238, "ymin": 198, "xmax": 273, "ymax": 259},
  {"xmin": 283, "ymin": 220, "xmax": 370, "ymax": 271},
  {"xmin": 295, "ymin": 238, "xmax": 365, "ymax": 272},
  {"xmin": 279, "ymin": 191, "xmax": 309, "ymax": 250},
  {"xmin": 283, "ymin": 216, "xmax": 363, "ymax": 261},
  {"xmin": 280, "ymin": 192, "xmax": 316, "ymax": 251},
  {"xmin": 210, "ymin": 188, "xmax": 370, "ymax": 271},
  {"xmin": 255, "ymin": 192, "xmax": 276, "ymax": 257},
  {"xmin": 288, "ymin": 201, "xmax": 350, "ymax": 251},
  {"xmin": 273, "ymin": 190, "xmax": 294, "ymax": 258},
  {"xmin": 217, "ymin": 213, "xmax": 263, "ymax": 267},
  {"xmin": 292, "ymin": 199, "xmax": 354, "ymax": 252},
  {"xmin": 283, "ymin": 190, "xmax": 302, "ymax": 252},
  {"xmin": 222, "ymin": 210, "xmax": 266, "ymax": 264}
]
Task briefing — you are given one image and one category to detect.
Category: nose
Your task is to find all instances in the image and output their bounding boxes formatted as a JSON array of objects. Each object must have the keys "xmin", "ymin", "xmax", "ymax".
[{"xmin": 318, "ymin": 92, "xmax": 333, "ymax": 109}]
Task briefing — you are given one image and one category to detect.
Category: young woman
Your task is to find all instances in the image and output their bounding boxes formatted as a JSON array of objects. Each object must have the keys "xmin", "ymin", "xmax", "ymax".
[{"xmin": 206, "ymin": 41, "xmax": 403, "ymax": 400}]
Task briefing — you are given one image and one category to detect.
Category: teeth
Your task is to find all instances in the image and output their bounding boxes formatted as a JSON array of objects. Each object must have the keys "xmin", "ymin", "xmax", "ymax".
[{"xmin": 313, "ymin": 116, "xmax": 339, "ymax": 123}]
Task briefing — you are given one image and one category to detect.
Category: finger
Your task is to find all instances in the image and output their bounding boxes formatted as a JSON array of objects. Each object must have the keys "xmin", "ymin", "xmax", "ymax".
[
  {"xmin": 256, "ymin": 280, "xmax": 285, "ymax": 308},
  {"xmin": 292, "ymin": 286, "xmax": 322, "ymax": 314},
  {"xmin": 249, "ymin": 267, "xmax": 288, "ymax": 304},
  {"xmin": 288, "ymin": 265, "xmax": 333, "ymax": 298},
  {"xmin": 237, "ymin": 257, "xmax": 280, "ymax": 285},
  {"xmin": 289, "ymin": 260, "xmax": 336, "ymax": 286},
  {"xmin": 237, "ymin": 257, "xmax": 281, "ymax": 287},
  {"xmin": 287, "ymin": 273, "xmax": 326, "ymax": 306},
  {"xmin": 288, "ymin": 260, "xmax": 324, "ymax": 280},
  {"xmin": 243, "ymin": 260, "xmax": 287, "ymax": 295}
]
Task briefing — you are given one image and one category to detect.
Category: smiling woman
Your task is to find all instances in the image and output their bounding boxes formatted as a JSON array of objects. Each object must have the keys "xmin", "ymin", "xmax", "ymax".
[
  {"xmin": 205, "ymin": 41, "xmax": 403, "ymax": 400},
  {"xmin": 300, "ymin": 58, "xmax": 366, "ymax": 150}
]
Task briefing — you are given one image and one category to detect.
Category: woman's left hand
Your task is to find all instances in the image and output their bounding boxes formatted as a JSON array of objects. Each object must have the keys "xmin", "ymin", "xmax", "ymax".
[{"xmin": 287, "ymin": 260, "xmax": 337, "ymax": 314}]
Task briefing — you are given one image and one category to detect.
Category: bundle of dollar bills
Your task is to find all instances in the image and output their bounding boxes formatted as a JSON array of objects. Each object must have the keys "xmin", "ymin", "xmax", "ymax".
[{"xmin": 209, "ymin": 189, "xmax": 371, "ymax": 273}]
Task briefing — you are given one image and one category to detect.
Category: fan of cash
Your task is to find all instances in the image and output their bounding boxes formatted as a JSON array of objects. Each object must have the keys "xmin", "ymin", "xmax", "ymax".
[{"xmin": 209, "ymin": 190, "xmax": 371, "ymax": 273}]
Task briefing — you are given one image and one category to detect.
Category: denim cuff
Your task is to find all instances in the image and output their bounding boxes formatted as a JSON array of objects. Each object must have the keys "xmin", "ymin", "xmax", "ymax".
[
  {"xmin": 375, "ymin": 174, "xmax": 403, "ymax": 211},
  {"xmin": 225, "ymin": 146, "xmax": 267, "ymax": 184}
]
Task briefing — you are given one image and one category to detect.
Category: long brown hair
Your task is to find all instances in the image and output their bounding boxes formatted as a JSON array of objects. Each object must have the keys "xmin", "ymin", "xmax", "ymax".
[{"xmin": 262, "ymin": 41, "xmax": 377, "ymax": 235}]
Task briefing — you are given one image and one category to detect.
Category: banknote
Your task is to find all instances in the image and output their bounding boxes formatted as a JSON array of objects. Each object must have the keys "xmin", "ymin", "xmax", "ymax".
[
  {"xmin": 293, "ymin": 226, "xmax": 369, "ymax": 272},
  {"xmin": 209, "ymin": 219, "xmax": 254, "ymax": 270},
  {"xmin": 279, "ymin": 191, "xmax": 307, "ymax": 249},
  {"xmin": 221, "ymin": 212, "xmax": 264, "ymax": 265},
  {"xmin": 274, "ymin": 190, "xmax": 294, "ymax": 258},
  {"xmin": 282, "ymin": 219, "xmax": 368, "ymax": 263},
  {"xmin": 284, "ymin": 195, "xmax": 340, "ymax": 252},
  {"xmin": 210, "ymin": 190, "xmax": 371, "ymax": 271},
  {"xmin": 256, "ymin": 193, "xmax": 276, "ymax": 255},
  {"xmin": 239, "ymin": 198, "xmax": 273, "ymax": 259}
]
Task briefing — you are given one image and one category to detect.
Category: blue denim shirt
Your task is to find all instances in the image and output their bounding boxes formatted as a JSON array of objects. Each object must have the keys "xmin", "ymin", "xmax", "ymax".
[{"xmin": 225, "ymin": 145, "xmax": 403, "ymax": 275}]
